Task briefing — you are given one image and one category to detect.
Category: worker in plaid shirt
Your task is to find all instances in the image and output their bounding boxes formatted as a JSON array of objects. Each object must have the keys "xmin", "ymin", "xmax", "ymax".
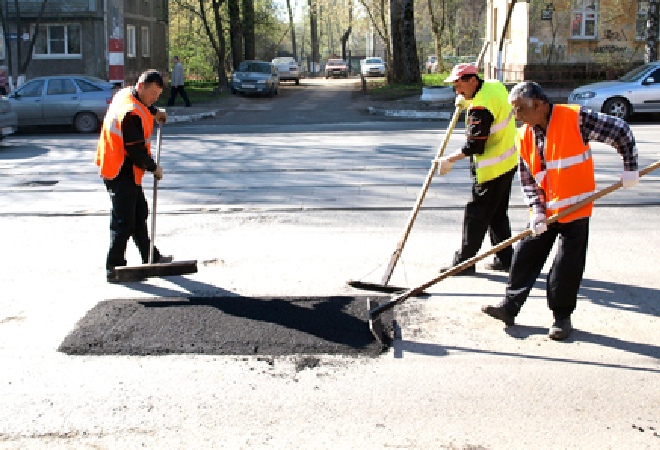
[{"xmin": 482, "ymin": 81, "xmax": 638, "ymax": 341}]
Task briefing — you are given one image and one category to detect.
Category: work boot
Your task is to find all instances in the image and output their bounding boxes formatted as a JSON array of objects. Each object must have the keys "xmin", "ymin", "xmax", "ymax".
[
  {"xmin": 484, "ymin": 258, "xmax": 510, "ymax": 273},
  {"xmin": 548, "ymin": 317, "xmax": 572, "ymax": 341},
  {"xmin": 155, "ymin": 254, "xmax": 173, "ymax": 264},
  {"xmin": 481, "ymin": 302, "xmax": 515, "ymax": 326}
]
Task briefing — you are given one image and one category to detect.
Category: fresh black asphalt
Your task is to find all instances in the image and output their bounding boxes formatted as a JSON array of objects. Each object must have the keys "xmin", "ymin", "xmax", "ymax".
[{"xmin": 59, "ymin": 295, "xmax": 393, "ymax": 357}]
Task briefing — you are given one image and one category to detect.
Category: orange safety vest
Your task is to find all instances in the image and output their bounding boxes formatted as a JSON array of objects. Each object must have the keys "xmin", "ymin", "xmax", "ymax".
[
  {"xmin": 95, "ymin": 87, "xmax": 154, "ymax": 185},
  {"xmin": 517, "ymin": 104, "xmax": 595, "ymax": 223}
]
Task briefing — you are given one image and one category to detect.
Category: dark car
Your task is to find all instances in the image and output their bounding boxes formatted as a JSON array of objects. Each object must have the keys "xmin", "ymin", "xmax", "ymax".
[
  {"xmin": 325, "ymin": 59, "xmax": 349, "ymax": 78},
  {"xmin": 231, "ymin": 61, "xmax": 280, "ymax": 97},
  {"xmin": 7, "ymin": 75, "xmax": 115, "ymax": 133}
]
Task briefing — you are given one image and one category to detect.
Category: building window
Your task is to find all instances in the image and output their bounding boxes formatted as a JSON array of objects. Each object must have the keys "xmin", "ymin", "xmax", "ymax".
[
  {"xmin": 33, "ymin": 24, "xmax": 81, "ymax": 58},
  {"xmin": 126, "ymin": 25, "xmax": 136, "ymax": 58},
  {"xmin": 141, "ymin": 26, "xmax": 150, "ymax": 57},
  {"xmin": 571, "ymin": 0, "xmax": 598, "ymax": 39}
]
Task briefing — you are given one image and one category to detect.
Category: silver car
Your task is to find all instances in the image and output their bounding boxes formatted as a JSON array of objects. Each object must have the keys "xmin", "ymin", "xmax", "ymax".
[
  {"xmin": 7, "ymin": 75, "xmax": 115, "ymax": 133},
  {"xmin": 0, "ymin": 95, "xmax": 18, "ymax": 141},
  {"xmin": 231, "ymin": 61, "xmax": 279, "ymax": 97},
  {"xmin": 272, "ymin": 57, "xmax": 300, "ymax": 85},
  {"xmin": 568, "ymin": 62, "xmax": 660, "ymax": 120}
]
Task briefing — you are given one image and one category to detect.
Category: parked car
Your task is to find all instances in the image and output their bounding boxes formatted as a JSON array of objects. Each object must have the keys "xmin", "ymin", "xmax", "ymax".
[
  {"xmin": 360, "ymin": 57, "xmax": 386, "ymax": 77},
  {"xmin": 425, "ymin": 55, "xmax": 438, "ymax": 73},
  {"xmin": 6, "ymin": 75, "xmax": 115, "ymax": 133},
  {"xmin": 272, "ymin": 57, "xmax": 300, "ymax": 85},
  {"xmin": 568, "ymin": 61, "xmax": 660, "ymax": 120},
  {"xmin": 231, "ymin": 60, "xmax": 279, "ymax": 97},
  {"xmin": 325, "ymin": 59, "xmax": 348, "ymax": 78},
  {"xmin": 0, "ymin": 95, "xmax": 18, "ymax": 141}
]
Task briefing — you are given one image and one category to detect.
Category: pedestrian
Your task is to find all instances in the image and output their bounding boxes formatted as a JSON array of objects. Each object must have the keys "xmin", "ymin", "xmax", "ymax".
[
  {"xmin": 482, "ymin": 81, "xmax": 639, "ymax": 340},
  {"xmin": 166, "ymin": 56, "xmax": 191, "ymax": 107},
  {"xmin": 435, "ymin": 63, "xmax": 518, "ymax": 275},
  {"xmin": 0, "ymin": 67, "xmax": 8, "ymax": 96},
  {"xmin": 95, "ymin": 69, "xmax": 173, "ymax": 283}
]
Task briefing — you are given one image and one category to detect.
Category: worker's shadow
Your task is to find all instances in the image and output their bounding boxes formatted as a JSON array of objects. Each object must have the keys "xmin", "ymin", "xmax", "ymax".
[
  {"xmin": 120, "ymin": 275, "xmax": 235, "ymax": 298},
  {"xmin": 394, "ymin": 274, "xmax": 660, "ymax": 368}
]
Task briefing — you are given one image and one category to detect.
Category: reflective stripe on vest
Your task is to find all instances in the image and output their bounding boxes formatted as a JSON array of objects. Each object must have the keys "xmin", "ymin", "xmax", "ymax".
[
  {"xmin": 469, "ymin": 80, "xmax": 518, "ymax": 184},
  {"xmin": 545, "ymin": 148, "xmax": 592, "ymax": 170},
  {"xmin": 517, "ymin": 104, "xmax": 595, "ymax": 223},
  {"xmin": 547, "ymin": 190, "xmax": 596, "ymax": 210},
  {"xmin": 474, "ymin": 144, "xmax": 516, "ymax": 170},
  {"xmin": 489, "ymin": 109, "xmax": 514, "ymax": 135}
]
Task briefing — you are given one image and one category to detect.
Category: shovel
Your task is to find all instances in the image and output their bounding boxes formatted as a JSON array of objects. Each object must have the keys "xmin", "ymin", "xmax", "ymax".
[
  {"xmin": 348, "ymin": 96, "xmax": 467, "ymax": 294},
  {"xmin": 368, "ymin": 160, "xmax": 660, "ymax": 344}
]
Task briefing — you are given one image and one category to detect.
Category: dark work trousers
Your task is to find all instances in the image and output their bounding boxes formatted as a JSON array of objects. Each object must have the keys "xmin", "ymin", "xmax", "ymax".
[
  {"xmin": 503, "ymin": 217, "xmax": 590, "ymax": 321},
  {"xmin": 454, "ymin": 167, "xmax": 516, "ymax": 267},
  {"xmin": 166, "ymin": 85, "xmax": 191, "ymax": 107},
  {"xmin": 104, "ymin": 166, "xmax": 161, "ymax": 270}
]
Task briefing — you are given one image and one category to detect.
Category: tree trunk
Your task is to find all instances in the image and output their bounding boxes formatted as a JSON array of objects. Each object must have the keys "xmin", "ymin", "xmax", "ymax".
[
  {"xmin": 227, "ymin": 0, "xmax": 243, "ymax": 70},
  {"xmin": 242, "ymin": 0, "xmax": 255, "ymax": 60},
  {"xmin": 308, "ymin": 0, "xmax": 319, "ymax": 75},
  {"xmin": 198, "ymin": 0, "xmax": 229, "ymax": 88},
  {"xmin": 286, "ymin": 0, "xmax": 297, "ymax": 59},
  {"xmin": 401, "ymin": 0, "xmax": 420, "ymax": 84},
  {"xmin": 340, "ymin": 0, "xmax": 353, "ymax": 60},
  {"xmin": 647, "ymin": 0, "xmax": 659, "ymax": 63},
  {"xmin": 19, "ymin": 0, "xmax": 48, "ymax": 75},
  {"xmin": 390, "ymin": 0, "xmax": 404, "ymax": 83}
]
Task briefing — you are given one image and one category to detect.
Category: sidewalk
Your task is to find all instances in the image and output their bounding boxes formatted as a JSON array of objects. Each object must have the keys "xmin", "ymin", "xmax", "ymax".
[{"xmin": 165, "ymin": 86, "xmax": 574, "ymax": 122}]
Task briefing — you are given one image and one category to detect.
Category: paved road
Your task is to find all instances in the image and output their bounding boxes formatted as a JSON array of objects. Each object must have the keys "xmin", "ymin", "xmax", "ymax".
[{"xmin": 0, "ymin": 80, "xmax": 658, "ymax": 449}]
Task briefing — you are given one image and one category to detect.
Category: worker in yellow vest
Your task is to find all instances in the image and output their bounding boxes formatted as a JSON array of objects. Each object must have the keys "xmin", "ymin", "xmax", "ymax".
[
  {"xmin": 95, "ymin": 70, "xmax": 170, "ymax": 283},
  {"xmin": 482, "ymin": 81, "xmax": 639, "ymax": 340},
  {"xmin": 435, "ymin": 63, "xmax": 518, "ymax": 275}
]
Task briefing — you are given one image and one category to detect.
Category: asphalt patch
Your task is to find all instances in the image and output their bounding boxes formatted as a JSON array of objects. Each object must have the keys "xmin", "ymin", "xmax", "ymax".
[{"xmin": 59, "ymin": 296, "xmax": 393, "ymax": 357}]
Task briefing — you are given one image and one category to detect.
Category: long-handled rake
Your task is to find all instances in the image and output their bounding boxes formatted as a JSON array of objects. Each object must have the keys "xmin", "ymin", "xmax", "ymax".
[
  {"xmin": 347, "ymin": 97, "xmax": 467, "ymax": 294},
  {"xmin": 367, "ymin": 160, "xmax": 660, "ymax": 344}
]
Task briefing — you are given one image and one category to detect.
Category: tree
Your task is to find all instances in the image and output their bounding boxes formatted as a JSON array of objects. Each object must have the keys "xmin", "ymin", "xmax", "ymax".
[
  {"xmin": 243, "ymin": 0, "xmax": 256, "ymax": 60},
  {"xmin": 227, "ymin": 0, "xmax": 243, "ymax": 70},
  {"xmin": 308, "ymin": 0, "xmax": 319, "ymax": 73},
  {"xmin": 340, "ymin": 0, "xmax": 353, "ymax": 60},
  {"xmin": 358, "ymin": 0, "xmax": 392, "ymax": 73},
  {"xmin": 401, "ymin": 0, "xmax": 420, "ymax": 83},
  {"xmin": 0, "ymin": 0, "xmax": 49, "ymax": 87},
  {"xmin": 285, "ymin": 0, "xmax": 298, "ymax": 59}
]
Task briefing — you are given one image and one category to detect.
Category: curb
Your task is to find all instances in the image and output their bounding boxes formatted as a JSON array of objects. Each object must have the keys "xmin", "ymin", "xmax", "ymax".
[
  {"xmin": 167, "ymin": 109, "xmax": 221, "ymax": 123},
  {"xmin": 367, "ymin": 106, "xmax": 453, "ymax": 120}
]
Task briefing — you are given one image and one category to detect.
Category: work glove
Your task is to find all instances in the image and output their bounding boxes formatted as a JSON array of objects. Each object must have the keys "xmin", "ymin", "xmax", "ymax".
[
  {"xmin": 153, "ymin": 164, "xmax": 164, "ymax": 181},
  {"xmin": 530, "ymin": 212, "xmax": 547, "ymax": 236},
  {"xmin": 621, "ymin": 170, "xmax": 639, "ymax": 189},
  {"xmin": 435, "ymin": 156, "xmax": 454, "ymax": 176},
  {"xmin": 455, "ymin": 94, "xmax": 467, "ymax": 110},
  {"xmin": 154, "ymin": 108, "xmax": 168, "ymax": 125}
]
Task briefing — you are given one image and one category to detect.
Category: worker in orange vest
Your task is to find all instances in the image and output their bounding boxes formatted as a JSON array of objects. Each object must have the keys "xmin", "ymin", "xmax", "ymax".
[
  {"xmin": 95, "ymin": 70, "xmax": 171, "ymax": 283},
  {"xmin": 482, "ymin": 81, "xmax": 639, "ymax": 340}
]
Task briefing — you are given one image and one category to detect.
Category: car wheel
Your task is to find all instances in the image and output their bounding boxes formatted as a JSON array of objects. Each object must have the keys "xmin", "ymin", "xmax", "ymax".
[
  {"xmin": 602, "ymin": 97, "xmax": 631, "ymax": 120},
  {"xmin": 267, "ymin": 86, "xmax": 274, "ymax": 98},
  {"xmin": 74, "ymin": 112, "xmax": 99, "ymax": 133}
]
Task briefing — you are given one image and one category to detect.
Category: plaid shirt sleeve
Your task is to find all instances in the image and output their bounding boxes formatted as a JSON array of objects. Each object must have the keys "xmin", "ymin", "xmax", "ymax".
[
  {"xmin": 579, "ymin": 107, "xmax": 638, "ymax": 171},
  {"xmin": 518, "ymin": 153, "xmax": 546, "ymax": 216}
]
